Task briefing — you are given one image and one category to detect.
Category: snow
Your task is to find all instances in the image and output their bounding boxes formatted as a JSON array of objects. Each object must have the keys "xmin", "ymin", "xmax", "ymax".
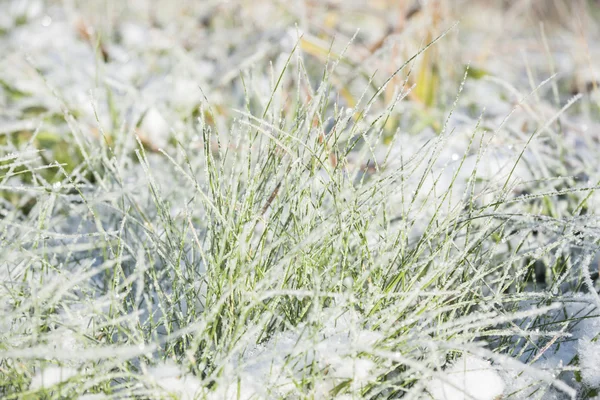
[
  {"xmin": 30, "ymin": 365, "xmax": 77, "ymax": 390},
  {"xmin": 78, "ymin": 395, "xmax": 109, "ymax": 400},
  {"xmin": 203, "ymin": 309, "xmax": 385, "ymax": 399},
  {"xmin": 578, "ymin": 338, "xmax": 600, "ymax": 388},
  {"xmin": 2, "ymin": 0, "xmax": 600, "ymax": 398},
  {"xmin": 495, "ymin": 293, "xmax": 600, "ymax": 399},
  {"xmin": 148, "ymin": 362, "xmax": 202, "ymax": 400},
  {"xmin": 425, "ymin": 355, "xmax": 505, "ymax": 400},
  {"xmin": 139, "ymin": 107, "xmax": 170, "ymax": 149}
]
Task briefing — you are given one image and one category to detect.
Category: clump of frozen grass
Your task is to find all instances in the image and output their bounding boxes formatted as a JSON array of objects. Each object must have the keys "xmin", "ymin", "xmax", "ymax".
[
  {"xmin": 2, "ymin": 1, "xmax": 600, "ymax": 399},
  {"xmin": 0, "ymin": 70, "xmax": 593, "ymax": 399}
]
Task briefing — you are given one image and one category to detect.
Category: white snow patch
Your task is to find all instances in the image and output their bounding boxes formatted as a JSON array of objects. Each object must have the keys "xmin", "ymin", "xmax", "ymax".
[
  {"xmin": 208, "ymin": 310, "xmax": 384, "ymax": 398},
  {"xmin": 139, "ymin": 107, "xmax": 170, "ymax": 149},
  {"xmin": 578, "ymin": 338, "xmax": 600, "ymax": 388},
  {"xmin": 78, "ymin": 394, "xmax": 109, "ymax": 400},
  {"xmin": 173, "ymin": 78, "xmax": 203, "ymax": 111},
  {"xmin": 30, "ymin": 365, "xmax": 77, "ymax": 390},
  {"xmin": 148, "ymin": 362, "xmax": 202, "ymax": 400},
  {"xmin": 119, "ymin": 22, "xmax": 148, "ymax": 48},
  {"xmin": 426, "ymin": 355, "xmax": 505, "ymax": 400}
]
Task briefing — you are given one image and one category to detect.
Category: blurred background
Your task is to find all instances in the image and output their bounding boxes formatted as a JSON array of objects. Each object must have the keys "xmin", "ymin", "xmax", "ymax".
[{"xmin": 1, "ymin": 0, "xmax": 599, "ymax": 177}]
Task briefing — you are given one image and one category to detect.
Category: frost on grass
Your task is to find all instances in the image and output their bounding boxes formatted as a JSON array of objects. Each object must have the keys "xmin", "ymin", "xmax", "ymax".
[
  {"xmin": 204, "ymin": 308, "xmax": 385, "ymax": 399},
  {"xmin": 2, "ymin": 0, "xmax": 600, "ymax": 399}
]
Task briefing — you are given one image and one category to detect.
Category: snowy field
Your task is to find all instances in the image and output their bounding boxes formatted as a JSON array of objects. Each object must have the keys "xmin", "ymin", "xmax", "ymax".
[{"xmin": 1, "ymin": 0, "xmax": 600, "ymax": 399}]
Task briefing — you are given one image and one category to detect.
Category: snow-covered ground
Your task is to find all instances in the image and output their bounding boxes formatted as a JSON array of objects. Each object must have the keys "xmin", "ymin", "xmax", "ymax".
[{"xmin": 2, "ymin": 0, "xmax": 600, "ymax": 399}]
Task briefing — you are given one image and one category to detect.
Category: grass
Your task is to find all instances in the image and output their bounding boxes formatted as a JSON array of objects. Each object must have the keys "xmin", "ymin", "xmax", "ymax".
[{"xmin": 2, "ymin": 0, "xmax": 600, "ymax": 399}]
